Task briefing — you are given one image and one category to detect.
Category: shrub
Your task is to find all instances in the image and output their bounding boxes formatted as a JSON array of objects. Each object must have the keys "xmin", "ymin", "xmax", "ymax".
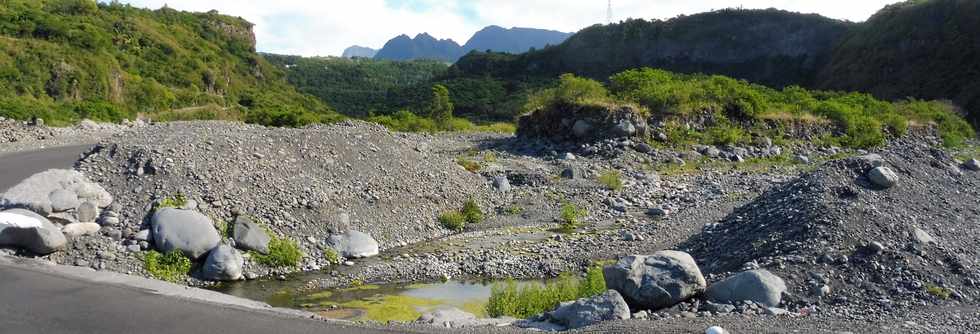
[
  {"xmin": 523, "ymin": 74, "xmax": 610, "ymax": 113},
  {"xmin": 456, "ymin": 156, "xmax": 481, "ymax": 173},
  {"xmin": 428, "ymin": 84, "xmax": 454, "ymax": 128},
  {"xmin": 143, "ymin": 250, "xmax": 192, "ymax": 283},
  {"xmin": 486, "ymin": 266, "xmax": 605, "ymax": 318},
  {"xmin": 461, "ymin": 199, "xmax": 484, "ymax": 225},
  {"xmin": 323, "ymin": 248, "xmax": 341, "ymax": 265},
  {"xmin": 252, "ymin": 238, "xmax": 303, "ymax": 267},
  {"xmin": 368, "ymin": 110, "xmax": 439, "ymax": 133},
  {"xmin": 597, "ymin": 170, "xmax": 623, "ymax": 191},
  {"xmin": 559, "ymin": 203, "xmax": 588, "ymax": 232},
  {"xmin": 439, "ymin": 211, "xmax": 466, "ymax": 232}
]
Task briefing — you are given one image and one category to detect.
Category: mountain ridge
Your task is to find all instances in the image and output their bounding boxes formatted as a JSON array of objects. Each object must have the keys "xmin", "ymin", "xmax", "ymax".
[{"xmin": 373, "ymin": 26, "xmax": 571, "ymax": 62}]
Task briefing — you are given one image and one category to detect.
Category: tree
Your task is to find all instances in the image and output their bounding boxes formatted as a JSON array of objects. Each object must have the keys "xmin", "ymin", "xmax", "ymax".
[{"xmin": 428, "ymin": 84, "xmax": 453, "ymax": 129}]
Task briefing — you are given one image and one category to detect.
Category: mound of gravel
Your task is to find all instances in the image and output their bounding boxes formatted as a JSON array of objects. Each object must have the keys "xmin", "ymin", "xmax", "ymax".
[
  {"xmin": 75, "ymin": 121, "xmax": 489, "ymax": 274},
  {"xmin": 682, "ymin": 138, "xmax": 980, "ymax": 313}
]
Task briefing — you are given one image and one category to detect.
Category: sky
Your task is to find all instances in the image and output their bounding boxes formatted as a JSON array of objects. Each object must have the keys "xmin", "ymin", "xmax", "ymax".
[{"xmin": 115, "ymin": 0, "xmax": 903, "ymax": 57}]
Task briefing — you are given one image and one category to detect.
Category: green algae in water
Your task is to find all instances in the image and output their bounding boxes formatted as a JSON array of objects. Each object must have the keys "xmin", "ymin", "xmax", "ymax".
[{"xmin": 297, "ymin": 281, "xmax": 494, "ymax": 323}]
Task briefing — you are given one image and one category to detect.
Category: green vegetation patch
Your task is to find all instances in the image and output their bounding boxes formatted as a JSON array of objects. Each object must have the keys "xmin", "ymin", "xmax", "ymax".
[
  {"xmin": 486, "ymin": 266, "xmax": 606, "ymax": 318},
  {"xmin": 157, "ymin": 193, "xmax": 187, "ymax": 210},
  {"xmin": 252, "ymin": 237, "xmax": 303, "ymax": 267},
  {"xmin": 143, "ymin": 250, "xmax": 192, "ymax": 283},
  {"xmin": 597, "ymin": 170, "xmax": 624, "ymax": 191},
  {"xmin": 559, "ymin": 203, "xmax": 588, "ymax": 232},
  {"xmin": 439, "ymin": 211, "xmax": 466, "ymax": 232}
]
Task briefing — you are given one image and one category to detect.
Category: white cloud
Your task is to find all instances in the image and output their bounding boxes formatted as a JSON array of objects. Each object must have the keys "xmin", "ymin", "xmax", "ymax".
[{"xmin": 116, "ymin": 0, "xmax": 901, "ymax": 57}]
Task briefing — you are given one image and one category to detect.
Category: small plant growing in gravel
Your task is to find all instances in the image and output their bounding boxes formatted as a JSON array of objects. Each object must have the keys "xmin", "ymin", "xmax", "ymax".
[
  {"xmin": 461, "ymin": 199, "xmax": 484, "ymax": 225},
  {"xmin": 157, "ymin": 193, "xmax": 187, "ymax": 210},
  {"xmin": 559, "ymin": 203, "xmax": 588, "ymax": 232},
  {"xmin": 253, "ymin": 238, "xmax": 303, "ymax": 267},
  {"xmin": 597, "ymin": 170, "xmax": 623, "ymax": 191},
  {"xmin": 483, "ymin": 151, "xmax": 498, "ymax": 163},
  {"xmin": 456, "ymin": 156, "xmax": 481, "ymax": 173},
  {"xmin": 322, "ymin": 248, "xmax": 341, "ymax": 265},
  {"xmin": 439, "ymin": 211, "xmax": 466, "ymax": 232},
  {"xmin": 214, "ymin": 219, "xmax": 232, "ymax": 239},
  {"xmin": 486, "ymin": 266, "xmax": 606, "ymax": 318},
  {"xmin": 926, "ymin": 285, "xmax": 952, "ymax": 300},
  {"xmin": 503, "ymin": 205, "xmax": 524, "ymax": 215},
  {"xmin": 143, "ymin": 250, "xmax": 192, "ymax": 283}
]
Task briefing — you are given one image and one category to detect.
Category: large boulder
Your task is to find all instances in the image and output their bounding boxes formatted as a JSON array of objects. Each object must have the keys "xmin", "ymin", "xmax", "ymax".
[
  {"xmin": 151, "ymin": 208, "xmax": 220, "ymax": 259},
  {"xmin": 547, "ymin": 290, "xmax": 631, "ymax": 330},
  {"xmin": 202, "ymin": 245, "xmax": 244, "ymax": 281},
  {"xmin": 232, "ymin": 216, "xmax": 270, "ymax": 254},
  {"xmin": 0, "ymin": 169, "xmax": 113, "ymax": 215},
  {"xmin": 326, "ymin": 230, "xmax": 379, "ymax": 258},
  {"xmin": 705, "ymin": 269, "xmax": 787, "ymax": 307},
  {"xmin": 0, "ymin": 209, "xmax": 67, "ymax": 254},
  {"xmin": 48, "ymin": 189, "xmax": 80, "ymax": 213},
  {"xmin": 604, "ymin": 251, "xmax": 706, "ymax": 310}
]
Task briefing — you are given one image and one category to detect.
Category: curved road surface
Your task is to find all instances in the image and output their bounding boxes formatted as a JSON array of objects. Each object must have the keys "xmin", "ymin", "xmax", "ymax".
[
  {"xmin": 0, "ymin": 145, "xmax": 413, "ymax": 334},
  {"xmin": 0, "ymin": 144, "xmax": 94, "ymax": 192}
]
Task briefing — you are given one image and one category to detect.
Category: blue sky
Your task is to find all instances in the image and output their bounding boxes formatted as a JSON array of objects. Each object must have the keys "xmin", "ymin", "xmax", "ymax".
[{"xmin": 116, "ymin": 0, "xmax": 902, "ymax": 57}]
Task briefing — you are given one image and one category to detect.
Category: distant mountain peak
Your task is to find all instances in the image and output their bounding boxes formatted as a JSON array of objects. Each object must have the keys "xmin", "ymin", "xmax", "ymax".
[
  {"xmin": 341, "ymin": 45, "xmax": 377, "ymax": 58},
  {"xmin": 373, "ymin": 25, "xmax": 572, "ymax": 62}
]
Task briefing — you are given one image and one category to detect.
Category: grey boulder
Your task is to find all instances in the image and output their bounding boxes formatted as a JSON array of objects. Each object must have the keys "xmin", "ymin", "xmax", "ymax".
[
  {"xmin": 76, "ymin": 201, "xmax": 99, "ymax": 223},
  {"xmin": 232, "ymin": 216, "xmax": 271, "ymax": 254},
  {"xmin": 0, "ymin": 169, "xmax": 112, "ymax": 215},
  {"xmin": 327, "ymin": 230, "xmax": 379, "ymax": 258},
  {"xmin": 547, "ymin": 290, "xmax": 630, "ymax": 330},
  {"xmin": 416, "ymin": 308, "xmax": 513, "ymax": 328},
  {"xmin": 0, "ymin": 209, "xmax": 67, "ymax": 254},
  {"xmin": 493, "ymin": 176, "xmax": 512, "ymax": 193},
  {"xmin": 867, "ymin": 166, "xmax": 899, "ymax": 189},
  {"xmin": 202, "ymin": 245, "xmax": 244, "ymax": 281},
  {"xmin": 705, "ymin": 269, "xmax": 787, "ymax": 307},
  {"xmin": 604, "ymin": 251, "xmax": 706, "ymax": 310},
  {"xmin": 49, "ymin": 189, "xmax": 80, "ymax": 212},
  {"xmin": 964, "ymin": 159, "xmax": 980, "ymax": 171},
  {"xmin": 151, "ymin": 208, "xmax": 220, "ymax": 259},
  {"xmin": 62, "ymin": 222, "xmax": 101, "ymax": 238}
]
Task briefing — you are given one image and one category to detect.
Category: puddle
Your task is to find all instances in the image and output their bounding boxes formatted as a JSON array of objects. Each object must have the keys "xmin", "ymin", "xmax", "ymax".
[{"xmin": 215, "ymin": 278, "xmax": 541, "ymax": 323}]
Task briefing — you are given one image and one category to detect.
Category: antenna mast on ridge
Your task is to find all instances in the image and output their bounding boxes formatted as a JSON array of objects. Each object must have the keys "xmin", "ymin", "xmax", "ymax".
[{"xmin": 607, "ymin": 0, "xmax": 613, "ymax": 24}]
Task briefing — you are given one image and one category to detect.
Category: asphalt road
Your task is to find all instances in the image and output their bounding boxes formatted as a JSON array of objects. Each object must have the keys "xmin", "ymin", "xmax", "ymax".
[
  {"xmin": 0, "ymin": 144, "xmax": 94, "ymax": 192},
  {"xmin": 0, "ymin": 261, "xmax": 402, "ymax": 334}
]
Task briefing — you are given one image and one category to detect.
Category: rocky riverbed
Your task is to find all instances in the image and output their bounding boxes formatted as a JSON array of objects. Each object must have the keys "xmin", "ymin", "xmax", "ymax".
[{"xmin": 2, "ymin": 119, "xmax": 979, "ymax": 333}]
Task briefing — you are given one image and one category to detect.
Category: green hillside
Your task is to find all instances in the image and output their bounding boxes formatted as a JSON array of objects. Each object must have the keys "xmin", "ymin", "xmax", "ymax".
[
  {"xmin": 264, "ymin": 55, "xmax": 447, "ymax": 117},
  {"xmin": 0, "ymin": 0, "xmax": 339, "ymax": 126},
  {"xmin": 817, "ymin": 0, "xmax": 980, "ymax": 126}
]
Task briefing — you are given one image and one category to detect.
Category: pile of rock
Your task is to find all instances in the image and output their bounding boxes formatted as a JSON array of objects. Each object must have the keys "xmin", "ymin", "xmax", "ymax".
[
  {"xmin": 517, "ymin": 250, "xmax": 788, "ymax": 331},
  {"xmin": 0, "ymin": 169, "xmax": 115, "ymax": 254},
  {"xmin": 517, "ymin": 102, "xmax": 648, "ymax": 143}
]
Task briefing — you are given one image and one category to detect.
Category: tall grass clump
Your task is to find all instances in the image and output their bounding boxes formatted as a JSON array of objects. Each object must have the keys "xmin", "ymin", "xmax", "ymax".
[
  {"xmin": 143, "ymin": 250, "xmax": 192, "ymax": 283},
  {"xmin": 486, "ymin": 266, "xmax": 606, "ymax": 318},
  {"xmin": 252, "ymin": 238, "xmax": 303, "ymax": 267}
]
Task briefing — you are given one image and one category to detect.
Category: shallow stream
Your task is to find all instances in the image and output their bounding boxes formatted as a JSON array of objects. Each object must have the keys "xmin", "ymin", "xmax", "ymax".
[{"xmin": 215, "ymin": 276, "xmax": 539, "ymax": 323}]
